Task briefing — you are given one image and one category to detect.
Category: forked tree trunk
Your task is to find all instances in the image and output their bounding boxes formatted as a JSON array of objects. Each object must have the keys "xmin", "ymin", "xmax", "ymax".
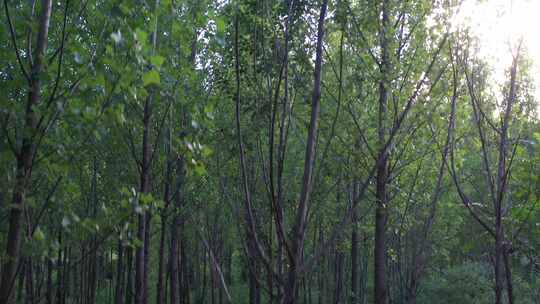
[
  {"xmin": 0, "ymin": 1, "xmax": 53, "ymax": 303},
  {"xmin": 283, "ymin": 0, "xmax": 328, "ymax": 302},
  {"xmin": 494, "ymin": 44, "xmax": 519, "ymax": 304}
]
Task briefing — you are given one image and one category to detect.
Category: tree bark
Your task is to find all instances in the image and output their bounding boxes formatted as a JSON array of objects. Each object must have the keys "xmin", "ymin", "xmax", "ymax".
[
  {"xmin": 114, "ymin": 239, "xmax": 124, "ymax": 304},
  {"xmin": 374, "ymin": 1, "xmax": 390, "ymax": 303},
  {"xmin": 333, "ymin": 251, "xmax": 344, "ymax": 304},
  {"xmin": 46, "ymin": 259, "xmax": 53, "ymax": 304},
  {"xmin": 157, "ymin": 132, "xmax": 173, "ymax": 304},
  {"xmin": 135, "ymin": 1, "xmax": 160, "ymax": 303},
  {"xmin": 494, "ymin": 44, "xmax": 519, "ymax": 304},
  {"xmin": 170, "ymin": 156, "xmax": 185, "ymax": 304},
  {"xmin": 25, "ymin": 258, "xmax": 34, "ymax": 304},
  {"xmin": 124, "ymin": 246, "xmax": 133, "ymax": 304},
  {"xmin": 56, "ymin": 231, "xmax": 64, "ymax": 304},
  {"xmin": 0, "ymin": 1, "xmax": 53, "ymax": 303},
  {"xmin": 351, "ymin": 183, "xmax": 360, "ymax": 304},
  {"xmin": 283, "ymin": 1, "xmax": 328, "ymax": 302},
  {"xmin": 503, "ymin": 245, "xmax": 514, "ymax": 304}
]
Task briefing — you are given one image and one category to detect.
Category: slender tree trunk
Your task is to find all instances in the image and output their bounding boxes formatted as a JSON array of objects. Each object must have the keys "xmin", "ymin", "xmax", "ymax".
[
  {"xmin": 317, "ymin": 226, "xmax": 324, "ymax": 304},
  {"xmin": 56, "ymin": 230, "xmax": 64, "ymax": 304},
  {"xmin": 46, "ymin": 259, "xmax": 53, "ymax": 304},
  {"xmin": 143, "ymin": 211, "xmax": 151, "ymax": 304},
  {"xmin": 247, "ymin": 240, "xmax": 261, "ymax": 304},
  {"xmin": 494, "ymin": 221, "xmax": 504, "ymax": 304},
  {"xmin": 135, "ymin": 1, "xmax": 160, "ymax": 303},
  {"xmin": 124, "ymin": 246, "xmax": 133, "ymax": 304},
  {"xmin": 62, "ymin": 246, "xmax": 70, "ymax": 304},
  {"xmin": 157, "ymin": 143, "xmax": 172, "ymax": 304},
  {"xmin": 374, "ymin": 124, "xmax": 389, "ymax": 304},
  {"xmin": 0, "ymin": 1, "xmax": 52, "ymax": 302},
  {"xmin": 503, "ymin": 246, "xmax": 514, "ymax": 304},
  {"xmin": 182, "ymin": 239, "xmax": 191, "ymax": 304},
  {"xmin": 494, "ymin": 44, "xmax": 519, "ymax": 304},
  {"xmin": 351, "ymin": 184, "xmax": 360, "ymax": 304},
  {"xmin": 114, "ymin": 239, "xmax": 124, "ymax": 304},
  {"xmin": 17, "ymin": 262, "xmax": 25, "ymax": 304},
  {"xmin": 374, "ymin": 1, "xmax": 390, "ymax": 303},
  {"xmin": 87, "ymin": 158, "xmax": 98, "ymax": 304},
  {"xmin": 170, "ymin": 156, "xmax": 185, "ymax": 304},
  {"xmin": 283, "ymin": 1, "xmax": 328, "ymax": 302},
  {"xmin": 25, "ymin": 258, "xmax": 34, "ymax": 304},
  {"xmin": 248, "ymin": 262, "xmax": 260, "ymax": 304},
  {"xmin": 81, "ymin": 246, "xmax": 86, "ymax": 304},
  {"xmin": 334, "ymin": 251, "xmax": 344, "ymax": 304}
]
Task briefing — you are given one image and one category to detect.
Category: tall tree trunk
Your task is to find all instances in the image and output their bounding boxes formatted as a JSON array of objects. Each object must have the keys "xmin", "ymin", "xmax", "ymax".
[
  {"xmin": 0, "ymin": 1, "xmax": 52, "ymax": 302},
  {"xmin": 374, "ymin": 1, "xmax": 389, "ymax": 303},
  {"xmin": 56, "ymin": 230, "xmax": 63, "ymax": 304},
  {"xmin": 157, "ymin": 135, "xmax": 172, "ymax": 304},
  {"xmin": 62, "ymin": 246, "xmax": 70, "ymax": 304},
  {"xmin": 17, "ymin": 262, "xmax": 25, "ymax": 304},
  {"xmin": 135, "ymin": 1, "xmax": 159, "ymax": 303},
  {"xmin": 46, "ymin": 259, "xmax": 53, "ymax": 304},
  {"xmin": 25, "ymin": 258, "xmax": 34, "ymax": 304},
  {"xmin": 317, "ymin": 226, "xmax": 325, "ymax": 304},
  {"xmin": 494, "ymin": 43, "xmax": 519, "ymax": 304},
  {"xmin": 283, "ymin": 1, "xmax": 328, "ymax": 302},
  {"xmin": 81, "ymin": 246, "xmax": 87, "ymax": 304},
  {"xmin": 87, "ymin": 158, "xmax": 98, "ymax": 304},
  {"xmin": 247, "ymin": 240, "xmax": 261, "ymax": 304},
  {"xmin": 170, "ymin": 156, "xmax": 185, "ymax": 304},
  {"xmin": 351, "ymin": 183, "xmax": 360, "ymax": 304},
  {"xmin": 124, "ymin": 246, "xmax": 133, "ymax": 304},
  {"xmin": 503, "ymin": 246, "xmax": 514, "ymax": 304},
  {"xmin": 142, "ymin": 211, "xmax": 151, "ymax": 304},
  {"xmin": 181, "ymin": 239, "xmax": 190, "ymax": 304},
  {"xmin": 334, "ymin": 251, "xmax": 344, "ymax": 304},
  {"xmin": 114, "ymin": 239, "xmax": 124, "ymax": 304}
]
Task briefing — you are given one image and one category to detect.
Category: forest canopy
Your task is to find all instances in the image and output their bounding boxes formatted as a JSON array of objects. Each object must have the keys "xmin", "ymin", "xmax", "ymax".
[{"xmin": 0, "ymin": 0, "xmax": 539, "ymax": 303}]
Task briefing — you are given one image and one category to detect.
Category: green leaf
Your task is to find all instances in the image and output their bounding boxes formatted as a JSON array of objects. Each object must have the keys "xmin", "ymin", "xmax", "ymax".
[
  {"xmin": 140, "ymin": 193, "xmax": 154, "ymax": 205},
  {"xmin": 216, "ymin": 17, "xmax": 226, "ymax": 34},
  {"xmin": 150, "ymin": 55, "xmax": 165, "ymax": 68},
  {"xmin": 194, "ymin": 163, "xmax": 207, "ymax": 176},
  {"xmin": 34, "ymin": 228, "xmax": 45, "ymax": 241},
  {"xmin": 202, "ymin": 146, "xmax": 213, "ymax": 157},
  {"xmin": 114, "ymin": 105, "xmax": 126, "ymax": 125},
  {"xmin": 142, "ymin": 70, "xmax": 160, "ymax": 86},
  {"xmin": 161, "ymin": 0, "xmax": 172, "ymax": 8},
  {"xmin": 120, "ymin": 3, "xmax": 131, "ymax": 14},
  {"xmin": 172, "ymin": 23, "xmax": 181, "ymax": 37},
  {"xmin": 135, "ymin": 28, "xmax": 148, "ymax": 44}
]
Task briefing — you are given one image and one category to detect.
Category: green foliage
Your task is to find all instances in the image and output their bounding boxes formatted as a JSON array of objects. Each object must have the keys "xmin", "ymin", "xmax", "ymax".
[
  {"xmin": 0, "ymin": 0, "xmax": 539, "ymax": 303},
  {"xmin": 142, "ymin": 70, "xmax": 161, "ymax": 86},
  {"xmin": 419, "ymin": 262, "xmax": 493, "ymax": 304}
]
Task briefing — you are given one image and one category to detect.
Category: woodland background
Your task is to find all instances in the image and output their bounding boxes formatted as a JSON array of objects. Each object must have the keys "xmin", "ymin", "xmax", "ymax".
[{"xmin": 0, "ymin": 0, "xmax": 539, "ymax": 303}]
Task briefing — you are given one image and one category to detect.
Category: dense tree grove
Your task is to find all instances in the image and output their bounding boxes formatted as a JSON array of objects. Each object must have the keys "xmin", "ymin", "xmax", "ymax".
[{"xmin": 1, "ymin": 0, "xmax": 539, "ymax": 303}]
